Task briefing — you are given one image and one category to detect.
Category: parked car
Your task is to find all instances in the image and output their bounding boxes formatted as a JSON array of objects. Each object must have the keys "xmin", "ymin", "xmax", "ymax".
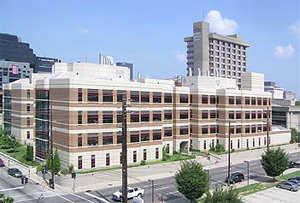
[
  {"xmin": 0, "ymin": 158, "xmax": 5, "ymax": 167},
  {"xmin": 225, "ymin": 172, "xmax": 244, "ymax": 184},
  {"xmin": 289, "ymin": 176, "xmax": 300, "ymax": 181},
  {"xmin": 112, "ymin": 187, "xmax": 144, "ymax": 201},
  {"xmin": 276, "ymin": 181, "xmax": 298, "ymax": 192},
  {"xmin": 288, "ymin": 161, "xmax": 300, "ymax": 168},
  {"xmin": 8, "ymin": 168, "xmax": 23, "ymax": 178},
  {"xmin": 288, "ymin": 180, "xmax": 300, "ymax": 187}
]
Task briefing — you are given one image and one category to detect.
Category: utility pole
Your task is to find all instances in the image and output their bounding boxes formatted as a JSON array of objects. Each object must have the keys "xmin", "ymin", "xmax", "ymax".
[
  {"xmin": 267, "ymin": 107, "xmax": 270, "ymax": 151},
  {"xmin": 121, "ymin": 94, "xmax": 128, "ymax": 203},
  {"xmin": 227, "ymin": 120, "xmax": 231, "ymax": 187},
  {"xmin": 50, "ymin": 96, "xmax": 55, "ymax": 189},
  {"xmin": 149, "ymin": 179, "xmax": 154, "ymax": 203}
]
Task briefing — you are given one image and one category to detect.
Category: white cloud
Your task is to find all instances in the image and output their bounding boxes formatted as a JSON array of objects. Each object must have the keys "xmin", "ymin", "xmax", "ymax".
[
  {"xmin": 173, "ymin": 51, "xmax": 186, "ymax": 63},
  {"xmin": 79, "ymin": 28, "xmax": 89, "ymax": 34},
  {"xmin": 204, "ymin": 10, "xmax": 238, "ymax": 35},
  {"xmin": 289, "ymin": 21, "xmax": 300, "ymax": 35},
  {"xmin": 274, "ymin": 44, "xmax": 294, "ymax": 59}
]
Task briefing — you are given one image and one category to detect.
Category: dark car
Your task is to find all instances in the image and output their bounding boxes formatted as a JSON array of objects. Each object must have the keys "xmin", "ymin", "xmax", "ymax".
[
  {"xmin": 0, "ymin": 158, "xmax": 4, "ymax": 167},
  {"xmin": 8, "ymin": 168, "xmax": 23, "ymax": 178},
  {"xmin": 276, "ymin": 181, "xmax": 298, "ymax": 191},
  {"xmin": 288, "ymin": 180, "xmax": 300, "ymax": 187},
  {"xmin": 225, "ymin": 172, "xmax": 244, "ymax": 184},
  {"xmin": 288, "ymin": 176, "xmax": 300, "ymax": 183},
  {"xmin": 288, "ymin": 161, "xmax": 300, "ymax": 168}
]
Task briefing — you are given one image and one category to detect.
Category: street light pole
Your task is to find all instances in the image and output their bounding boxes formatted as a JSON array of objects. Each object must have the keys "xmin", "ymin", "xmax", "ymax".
[
  {"xmin": 227, "ymin": 120, "xmax": 231, "ymax": 187},
  {"xmin": 244, "ymin": 161, "xmax": 250, "ymax": 186},
  {"xmin": 149, "ymin": 179, "xmax": 154, "ymax": 203},
  {"xmin": 121, "ymin": 94, "xmax": 128, "ymax": 203}
]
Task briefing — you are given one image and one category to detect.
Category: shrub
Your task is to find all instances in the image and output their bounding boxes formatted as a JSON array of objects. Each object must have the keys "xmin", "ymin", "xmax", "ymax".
[
  {"xmin": 215, "ymin": 144, "xmax": 225, "ymax": 152},
  {"xmin": 140, "ymin": 160, "xmax": 146, "ymax": 165},
  {"xmin": 25, "ymin": 145, "xmax": 34, "ymax": 161}
]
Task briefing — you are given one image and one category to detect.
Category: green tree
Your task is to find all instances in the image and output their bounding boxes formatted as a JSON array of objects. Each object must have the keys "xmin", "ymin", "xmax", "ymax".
[
  {"xmin": 261, "ymin": 148, "xmax": 289, "ymax": 181},
  {"xmin": 53, "ymin": 149, "xmax": 61, "ymax": 174},
  {"xmin": 0, "ymin": 193, "xmax": 14, "ymax": 203},
  {"xmin": 204, "ymin": 187, "xmax": 241, "ymax": 203},
  {"xmin": 162, "ymin": 145, "xmax": 169, "ymax": 161},
  {"xmin": 25, "ymin": 145, "xmax": 34, "ymax": 161},
  {"xmin": 46, "ymin": 150, "xmax": 51, "ymax": 170},
  {"xmin": 215, "ymin": 144, "xmax": 225, "ymax": 152},
  {"xmin": 175, "ymin": 160, "xmax": 209, "ymax": 202},
  {"xmin": 290, "ymin": 128, "xmax": 298, "ymax": 143}
]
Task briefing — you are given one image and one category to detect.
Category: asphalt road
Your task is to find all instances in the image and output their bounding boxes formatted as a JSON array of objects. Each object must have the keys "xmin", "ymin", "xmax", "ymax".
[{"xmin": 0, "ymin": 152, "xmax": 299, "ymax": 203}]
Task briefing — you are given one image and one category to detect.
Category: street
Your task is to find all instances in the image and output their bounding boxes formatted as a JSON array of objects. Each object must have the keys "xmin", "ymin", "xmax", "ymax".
[{"xmin": 0, "ymin": 152, "xmax": 299, "ymax": 203}]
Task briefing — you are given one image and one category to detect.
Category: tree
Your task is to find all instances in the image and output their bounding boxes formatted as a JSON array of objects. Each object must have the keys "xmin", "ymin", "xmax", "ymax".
[
  {"xmin": 290, "ymin": 128, "xmax": 298, "ymax": 143},
  {"xmin": 25, "ymin": 145, "xmax": 34, "ymax": 161},
  {"xmin": 204, "ymin": 187, "xmax": 241, "ymax": 203},
  {"xmin": 261, "ymin": 148, "xmax": 289, "ymax": 181},
  {"xmin": 46, "ymin": 150, "xmax": 51, "ymax": 170},
  {"xmin": 53, "ymin": 149, "xmax": 61, "ymax": 174},
  {"xmin": 0, "ymin": 193, "xmax": 14, "ymax": 203},
  {"xmin": 175, "ymin": 160, "xmax": 209, "ymax": 202}
]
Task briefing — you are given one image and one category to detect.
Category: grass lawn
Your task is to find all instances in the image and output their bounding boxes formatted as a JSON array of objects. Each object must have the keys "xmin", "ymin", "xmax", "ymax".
[{"xmin": 0, "ymin": 145, "xmax": 40, "ymax": 167}]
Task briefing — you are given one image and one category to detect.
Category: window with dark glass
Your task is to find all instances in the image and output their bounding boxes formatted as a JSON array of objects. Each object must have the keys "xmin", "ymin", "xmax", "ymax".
[
  {"xmin": 164, "ymin": 127, "xmax": 172, "ymax": 137},
  {"xmin": 238, "ymin": 139, "xmax": 240, "ymax": 148},
  {"xmin": 141, "ymin": 130, "xmax": 149, "ymax": 142},
  {"xmin": 27, "ymin": 90, "xmax": 30, "ymax": 99},
  {"xmin": 102, "ymin": 111, "xmax": 113, "ymax": 123},
  {"xmin": 257, "ymin": 111, "xmax": 262, "ymax": 119},
  {"xmin": 88, "ymin": 111, "xmax": 98, "ymax": 124},
  {"xmin": 78, "ymin": 88, "xmax": 82, "ymax": 102},
  {"xmin": 78, "ymin": 156, "xmax": 82, "ymax": 169},
  {"xmin": 236, "ymin": 125, "xmax": 241, "ymax": 134},
  {"xmin": 202, "ymin": 125, "xmax": 208, "ymax": 134},
  {"xmin": 230, "ymin": 125, "xmax": 235, "ymax": 134},
  {"xmin": 253, "ymin": 139, "xmax": 255, "ymax": 147},
  {"xmin": 117, "ymin": 132, "xmax": 122, "ymax": 144},
  {"xmin": 236, "ymin": 111, "xmax": 241, "ymax": 119},
  {"xmin": 210, "ymin": 95, "xmax": 216, "ymax": 104},
  {"xmin": 204, "ymin": 140, "xmax": 206, "ymax": 149},
  {"xmin": 103, "ymin": 90, "xmax": 113, "ymax": 102},
  {"xmin": 130, "ymin": 131, "xmax": 139, "ymax": 143},
  {"xmin": 27, "ymin": 131, "xmax": 30, "ymax": 139},
  {"xmin": 229, "ymin": 96, "xmax": 234, "ymax": 104},
  {"xmin": 251, "ymin": 111, "xmax": 256, "ymax": 119},
  {"xmin": 103, "ymin": 132, "xmax": 113, "ymax": 145},
  {"xmin": 257, "ymin": 98, "xmax": 262, "ymax": 105},
  {"xmin": 209, "ymin": 110, "xmax": 216, "ymax": 119},
  {"xmin": 78, "ymin": 134, "xmax": 82, "ymax": 147},
  {"xmin": 263, "ymin": 110, "xmax": 267, "ymax": 118},
  {"xmin": 164, "ymin": 93, "xmax": 172, "ymax": 103},
  {"xmin": 264, "ymin": 137, "xmax": 267, "ymax": 145},
  {"xmin": 78, "ymin": 111, "xmax": 82, "ymax": 124},
  {"xmin": 210, "ymin": 125, "xmax": 217, "ymax": 134},
  {"xmin": 106, "ymin": 153, "xmax": 110, "ymax": 166},
  {"xmin": 202, "ymin": 110, "xmax": 208, "ymax": 119},
  {"xmin": 180, "ymin": 110, "xmax": 189, "ymax": 119},
  {"xmin": 245, "ymin": 125, "xmax": 250, "ymax": 133},
  {"xmin": 27, "ymin": 104, "xmax": 30, "ymax": 112},
  {"xmin": 120, "ymin": 152, "xmax": 122, "ymax": 164},
  {"xmin": 130, "ymin": 91, "xmax": 139, "ymax": 102},
  {"xmin": 153, "ymin": 130, "xmax": 162, "ymax": 140},
  {"xmin": 229, "ymin": 111, "xmax": 234, "ymax": 119},
  {"xmin": 251, "ymin": 125, "xmax": 256, "ymax": 133},
  {"xmin": 27, "ymin": 117, "xmax": 30, "ymax": 126},
  {"xmin": 236, "ymin": 96, "xmax": 241, "ymax": 105},
  {"xmin": 88, "ymin": 89, "xmax": 98, "ymax": 102},
  {"xmin": 263, "ymin": 124, "xmax": 267, "ymax": 132},
  {"xmin": 251, "ymin": 97, "xmax": 256, "ymax": 105},
  {"xmin": 91, "ymin": 155, "xmax": 95, "ymax": 168},
  {"xmin": 153, "ymin": 111, "xmax": 161, "ymax": 122},
  {"xmin": 133, "ymin": 151, "xmax": 137, "ymax": 163},
  {"xmin": 245, "ymin": 97, "xmax": 250, "ymax": 105},
  {"xmin": 257, "ymin": 125, "xmax": 262, "ymax": 132},
  {"xmin": 180, "ymin": 126, "xmax": 189, "ymax": 135},
  {"xmin": 180, "ymin": 94, "xmax": 188, "ymax": 103},
  {"xmin": 141, "ymin": 111, "xmax": 149, "ymax": 122},
  {"xmin": 141, "ymin": 92, "xmax": 149, "ymax": 103},
  {"xmin": 130, "ymin": 111, "xmax": 139, "ymax": 123},
  {"xmin": 153, "ymin": 92, "xmax": 161, "ymax": 103},
  {"xmin": 164, "ymin": 110, "xmax": 172, "ymax": 120},
  {"xmin": 155, "ymin": 148, "xmax": 159, "ymax": 159},
  {"xmin": 245, "ymin": 111, "xmax": 250, "ymax": 119},
  {"xmin": 143, "ymin": 149, "xmax": 147, "ymax": 161},
  {"xmin": 202, "ymin": 95, "xmax": 208, "ymax": 104},
  {"xmin": 87, "ymin": 133, "xmax": 98, "ymax": 146},
  {"xmin": 117, "ymin": 111, "xmax": 122, "ymax": 123},
  {"xmin": 117, "ymin": 90, "xmax": 126, "ymax": 102},
  {"xmin": 263, "ymin": 98, "xmax": 268, "ymax": 105}
]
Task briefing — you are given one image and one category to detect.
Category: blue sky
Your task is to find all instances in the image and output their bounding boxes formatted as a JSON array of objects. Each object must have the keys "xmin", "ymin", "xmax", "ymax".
[{"xmin": 1, "ymin": 0, "xmax": 299, "ymax": 97}]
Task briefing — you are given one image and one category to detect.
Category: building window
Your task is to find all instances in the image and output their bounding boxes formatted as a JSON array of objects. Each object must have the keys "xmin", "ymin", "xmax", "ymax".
[
  {"xmin": 141, "ymin": 111, "xmax": 149, "ymax": 122},
  {"xmin": 143, "ymin": 149, "xmax": 147, "ymax": 161},
  {"xmin": 78, "ymin": 88, "xmax": 82, "ymax": 102},
  {"xmin": 27, "ymin": 131, "xmax": 30, "ymax": 139},
  {"xmin": 230, "ymin": 140, "xmax": 233, "ymax": 149},
  {"xmin": 117, "ymin": 90, "xmax": 126, "ymax": 102},
  {"xmin": 263, "ymin": 110, "xmax": 268, "ymax": 119},
  {"xmin": 180, "ymin": 110, "xmax": 189, "ymax": 119},
  {"xmin": 78, "ymin": 111, "xmax": 82, "ymax": 124},
  {"xmin": 202, "ymin": 110, "xmax": 208, "ymax": 119},
  {"xmin": 130, "ymin": 111, "xmax": 139, "ymax": 123},
  {"xmin": 257, "ymin": 98, "xmax": 262, "ymax": 105},
  {"xmin": 245, "ymin": 125, "xmax": 250, "ymax": 133},
  {"xmin": 78, "ymin": 134, "xmax": 82, "ymax": 147},
  {"xmin": 141, "ymin": 130, "xmax": 149, "ymax": 142},
  {"xmin": 103, "ymin": 132, "xmax": 113, "ymax": 145},
  {"xmin": 210, "ymin": 110, "xmax": 216, "ymax": 119},
  {"xmin": 27, "ymin": 117, "xmax": 30, "ymax": 126},
  {"xmin": 117, "ymin": 111, "xmax": 122, "ymax": 123},
  {"xmin": 264, "ymin": 137, "xmax": 266, "ymax": 145},
  {"xmin": 237, "ymin": 139, "xmax": 240, "ymax": 148},
  {"xmin": 202, "ymin": 125, "xmax": 208, "ymax": 134},
  {"xmin": 236, "ymin": 96, "xmax": 241, "ymax": 105},
  {"xmin": 164, "ymin": 110, "xmax": 172, "ymax": 120},
  {"xmin": 106, "ymin": 153, "xmax": 110, "ymax": 166},
  {"xmin": 153, "ymin": 111, "xmax": 161, "ymax": 122},
  {"xmin": 259, "ymin": 138, "xmax": 261, "ymax": 146},
  {"xmin": 202, "ymin": 95, "xmax": 208, "ymax": 104},
  {"xmin": 245, "ymin": 111, "xmax": 250, "ymax": 119},
  {"xmin": 229, "ymin": 111, "xmax": 235, "ymax": 119},
  {"xmin": 27, "ymin": 90, "xmax": 30, "ymax": 99},
  {"xmin": 88, "ymin": 133, "xmax": 98, "ymax": 146},
  {"xmin": 164, "ymin": 127, "xmax": 172, "ymax": 137},
  {"xmin": 130, "ymin": 131, "xmax": 139, "ymax": 143},
  {"xmin": 210, "ymin": 125, "xmax": 216, "ymax": 134},
  {"xmin": 245, "ymin": 97, "xmax": 250, "ymax": 105},
  {"xmin": 180, "ymin": 126, "xmax": 189, "ymax": 135},
  {"xmin": 88, "ymin": 111, "xmax": 98, "ymax": 124},
  {"xmin": 258, "ymin": 125, "xmax": 262, "ymax": 132},
  {"xmin": 88, "ymin": 89, "xmax": 98, "ymax": 102},
  {"xmin": 141, "ymin": 92, "xmax": 149, "ymax": 103},
  {"xmin": 78, "ymin": 156, "xmax": 82, "ymax": 169},
  {"xmin": 251, "ymin": 97, "xmax": 256, "ymax": 105},
  {"xmin": 130, "ymin": 91, "xmax": 139, "ymax": 103},
  {"xmin": 229, "ymin": 96, "xmax": 234, "ymax": 104},
  {"xmin": 155, "ymin": 148, "xmax": 159, "ymax": 159},
  {"xmin": 153, "ymin": 130, "xmax": 161, "ymax": 140},
  {"xmin": 236, "ymin": 125, "xmax": 241, "ymax": 134},
  {"xmin": 246, "ymin": 139, "xmax": 249, "ymax": 148},
  {"xmin": 257, "ymin": 111, "xmax": 262, "ymax": 119},
  {"xmin": 153, "ymin": 92, "xmax": 161, "ymax": 103},
  {"xmin": 120, "ymin": 152, "xmax": 122, "ymax": 164},
  {"xmin": 204, "ymin": 140, "xmax": 206, "ymax": 150},
  {"xmin": 27, "ymin": 104, "xmax": 30, "ymax": 112},
  {"xmin": 236, "ymin": 111, "xmax": 241, "ymax": 119},
  {"xmin": 103, "ymin": 90, "xmax": 113, "ymax": 102},
  {"xmin": 91, "ymin": 155, "xmax": 95, "ymax": 168},
  {"xmin": 210, "ymin": 95, "xmax": 216, "ymax": 104},
  {"xmin": 103, "ymin": 111, "xmax": 113, "ymax": 123},
  {"xmin": 251, "ymin": 111, "xmax": 256, "ymax": 119},
  {"xmin": 253, "ymin": 139, "xmax": 255, "ymax": 147},
  {"xmin": 230, "ymin": 125, "xmax": 235, "ymax": 134},
  {"xmin": 180, "ymin": 94, "xmax": 188, "ymax": 103},
  {"xmin": 164, "ymin": 93, "xmax": 172, "ymax": 103},
  {"xmin": 251, "ymin": 125, "xmax": 256, "ymax": 133},
  {"xmin": 132, "ymin": 151, "xmax": 137, "ymax": 163},
  {"xmin": 117, "ymin": 132, "xmax": 122, "ymax": 144},
  {"xmin": 263, "ymin": 98, "xmax": 268, "ymax": 105}
]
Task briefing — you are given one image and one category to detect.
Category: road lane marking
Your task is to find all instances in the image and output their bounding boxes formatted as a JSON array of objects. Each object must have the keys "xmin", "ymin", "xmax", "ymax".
[
  {"xmin": 71, "ymin": 193, "xmax": 95, "ymax": 203},
  {"xmin": 84, "ymin": 192, "xmax": 110, "ymax": 203},
  {"xmin": 0, "ymin": 186, "xmax": 24, "ymax": 192},
  {"xmin": 251, "ymin": 163, "xmax": 257, "ymax": 165},
  {"xmin": 58, "ymin": 195, "xmax": 76, "ymax": 203}
]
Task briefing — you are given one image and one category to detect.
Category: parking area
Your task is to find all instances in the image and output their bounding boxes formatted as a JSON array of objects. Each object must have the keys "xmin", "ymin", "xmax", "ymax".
[{"xmin": 243, "ymin": 187, "xmax": 300, "ymax": 203}]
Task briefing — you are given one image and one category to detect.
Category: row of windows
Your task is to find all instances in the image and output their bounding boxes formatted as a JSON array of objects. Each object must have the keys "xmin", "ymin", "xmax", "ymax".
[
  {"xmin": 191, "ymin": 95, "xmax": 271, "ymax": 105},
  {"xmin": 228, "ymin": 110, "xmax": 271, "ymax": 120}
]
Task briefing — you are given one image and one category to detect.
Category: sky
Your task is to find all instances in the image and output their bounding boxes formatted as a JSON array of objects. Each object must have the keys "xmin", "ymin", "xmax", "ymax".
[{"xmin": 0, "ymin": 0, "xmax": 299, "ymax": 98}]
